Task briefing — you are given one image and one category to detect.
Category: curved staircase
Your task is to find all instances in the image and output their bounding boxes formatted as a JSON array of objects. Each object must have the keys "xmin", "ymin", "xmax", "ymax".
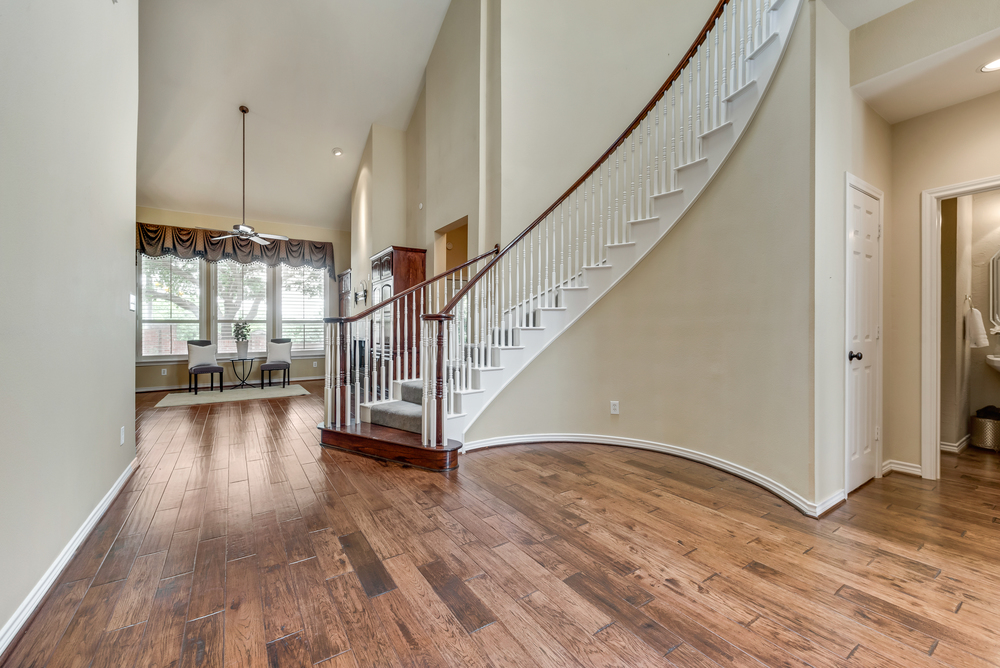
[{"xmin": 322, "ymin": 0, "xmax": 804, "ymax": 472}]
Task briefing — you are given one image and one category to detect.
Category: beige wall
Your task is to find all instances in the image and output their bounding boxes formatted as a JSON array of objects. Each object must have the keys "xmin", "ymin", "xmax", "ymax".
[
  {"xmin": 406, "ymin": 83, "xmax": 428, "ymax": 256},
  {"xmin": 885, "ymin": 88, "xmax": 1000, "ymax": 467},
  {"xmin": 350, "ymin": 129, "xmax": 375, "ymax": 310},
  {"xmin": 350, "ymin": 124, "xmax": 408, "ymax": 301},
  {"xmin": 445, "ymin": 223, "xmax": 469, "ymax": 271},
  {"xmin": 469, "ymin": 8, "xmax": 817, "ymax": 501},
  {"xmin": 969, "ymin": 190, "xmax": 1000, "ymax": 414},
  {"xmin": 814, "ymin": 0, "xmax": 849, "ymax": 502},
  {"xmin": 499, "ymin": 0, "xmax": 717, "ymax": 246},
  {"xmin": 0, "ymin": 0, "xmax": 138, "ymax": 632},
  {"xmin": 849, "ymin": 0, "xmax": 1000, "ymax": 86},
  {"xmin": 372, "ymin": 125, "xmax": 407, "ymax": 257},
  {"xmin": 424, "ymin": 0, "xmax": 484, "ymax": 269},
  {"xmin": 941, "ymin": 199, "xmax": 972, "ymax": 443},
  {"xmin": 939, "ymin": 198, "xmax": 973, "ymax": 444}
]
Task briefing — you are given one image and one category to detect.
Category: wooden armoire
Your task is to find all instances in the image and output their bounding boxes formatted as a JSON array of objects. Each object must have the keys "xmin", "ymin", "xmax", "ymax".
[
  {"xmin": 370, "ymin": 246, "xmax": 426, "ymax": 388},
  {"xmin": 370, "ymin": 246, "xmax": 426, "ymax": 306}
]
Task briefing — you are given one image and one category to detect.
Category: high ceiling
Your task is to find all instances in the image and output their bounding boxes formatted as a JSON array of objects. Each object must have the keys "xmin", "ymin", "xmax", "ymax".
[
  {"xmin": 823, "ymin": 0, "xmax": 914, "ymax": 30},
  {"xmin": 137, "ymin": 0, "xmax": 450, "ymax": 231}
]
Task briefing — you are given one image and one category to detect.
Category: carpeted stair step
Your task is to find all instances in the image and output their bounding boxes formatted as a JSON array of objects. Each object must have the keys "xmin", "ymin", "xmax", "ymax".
[
  {"xmin": 370, "ymin": 400, "xmax": 422, "ymax": 434},
  {"xmin": 400, "ymin": 379, "xmax": 423, "ymax": 405}
]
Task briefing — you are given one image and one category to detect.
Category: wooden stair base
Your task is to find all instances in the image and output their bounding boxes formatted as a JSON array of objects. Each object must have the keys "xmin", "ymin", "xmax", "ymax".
[{"xmin": 319, "ymin": 422, "xmax": 460, "ymax": 472}]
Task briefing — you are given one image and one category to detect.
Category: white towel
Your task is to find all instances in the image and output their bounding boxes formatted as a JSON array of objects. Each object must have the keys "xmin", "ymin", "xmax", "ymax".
[{"xmin": 968, "ymin": 308, "xmax": 990, "ymax": 348}]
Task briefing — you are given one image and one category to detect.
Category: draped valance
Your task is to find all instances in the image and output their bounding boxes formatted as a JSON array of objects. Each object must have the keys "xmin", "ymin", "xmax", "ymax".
[{"xmin": 136, "ymin": 222, "xmax": 336, "ymax": 278}]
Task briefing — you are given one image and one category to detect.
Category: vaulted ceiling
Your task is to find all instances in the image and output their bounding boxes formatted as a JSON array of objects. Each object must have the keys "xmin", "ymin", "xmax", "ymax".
[{"xmin": 137, "ymin": 0, "xmax": 450, "ymax": 231}]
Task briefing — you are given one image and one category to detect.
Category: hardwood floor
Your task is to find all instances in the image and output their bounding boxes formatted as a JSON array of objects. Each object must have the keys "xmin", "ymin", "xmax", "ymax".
[{"xmin": 4, "ymin": 381, "xmax": 1000, "ymax": 667}]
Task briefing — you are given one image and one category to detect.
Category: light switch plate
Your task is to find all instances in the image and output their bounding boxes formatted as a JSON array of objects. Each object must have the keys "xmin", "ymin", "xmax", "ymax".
[{"xmin": 129, "ymin": 293, "xmax": 136, "ymax": 311}]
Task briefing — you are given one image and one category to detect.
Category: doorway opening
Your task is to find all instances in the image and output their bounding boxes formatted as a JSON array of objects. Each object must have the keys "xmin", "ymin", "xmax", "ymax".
[
  {"xmin": 920, "ymin": 174, "xmax": 1000, "ymax": 481},
  {"xmin": 433, "ymin": 215, "xmax": 469, "ymax": 286},
  {"xmin": 936, "ymin": 187, "xmax": 1000, "ymax": 482}
]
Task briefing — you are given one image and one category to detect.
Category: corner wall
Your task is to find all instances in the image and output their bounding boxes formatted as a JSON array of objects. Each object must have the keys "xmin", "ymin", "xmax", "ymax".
[
  {"xmin": 468, "ymin": 8, "xmax": 817, "ymax": 503},
  {"xmin": 0, "ymin": 0, "xmax": 139, "ymax": 634}
]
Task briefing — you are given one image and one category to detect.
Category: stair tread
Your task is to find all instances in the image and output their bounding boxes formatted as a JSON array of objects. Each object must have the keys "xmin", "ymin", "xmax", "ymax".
[
  {"xmin": 370, "ymin": 400, "xmax": 422, "ymax": 434},
  {"xmin": 399, "ymin": 379, "xmax": 422, "ymax": 405}
]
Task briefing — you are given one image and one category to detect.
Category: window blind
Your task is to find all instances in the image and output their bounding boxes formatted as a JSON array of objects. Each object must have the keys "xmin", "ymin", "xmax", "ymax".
[
  {"xmin": 217, "ymin": 260, "xmax": 267, "ymax": 354},
  {"xmin": 280, "ymin": 265, "xmax": 325, "ymax": 351}
]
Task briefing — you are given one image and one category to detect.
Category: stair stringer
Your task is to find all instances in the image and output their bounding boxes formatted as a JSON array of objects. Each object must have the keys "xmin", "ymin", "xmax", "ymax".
[{"xmin": 448, "ymin": 0, "xmax": 806, "ymax": 449}]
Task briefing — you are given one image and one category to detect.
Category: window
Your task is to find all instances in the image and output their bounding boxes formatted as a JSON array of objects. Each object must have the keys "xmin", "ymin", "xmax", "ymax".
[
  {"xmin": 139, "ymin": 255, "xmax": 202, "ymax": 356},
  {"xmin": 279, "ymin": 265, "xmax": 326, "ymax": 351},
  {"xmin": 216, "ymin": 260, "xmax": 268, "ymax": 355},
  {"xmin": 136, "ymin": 256, "xmax": 329, "ymax": 360}
]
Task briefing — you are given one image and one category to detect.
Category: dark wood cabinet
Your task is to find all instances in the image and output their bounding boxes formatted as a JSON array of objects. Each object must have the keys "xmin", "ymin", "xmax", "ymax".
[
  {"xmin": 337, "ymin": 269, "xmax": 351, "ymax": 318},
  {"xmin": 370, "ymin": 246, "xmax": 426, "ymax": 306},
  {"xmin": 369, "ymin": 246, "xmax": 426, "ymax": 387}
]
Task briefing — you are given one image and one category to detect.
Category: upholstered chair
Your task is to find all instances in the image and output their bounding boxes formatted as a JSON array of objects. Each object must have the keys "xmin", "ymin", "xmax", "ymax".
[
  {"xmin": 260, "ymin": 338, "xmax": 292, "ymax": 389},
  {"xmin": 187, "ymin": 340, "xmax": 223, "ymax": 394}
]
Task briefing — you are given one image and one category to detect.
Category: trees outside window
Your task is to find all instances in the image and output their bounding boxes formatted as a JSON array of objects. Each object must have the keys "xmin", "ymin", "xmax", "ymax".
[{"xmin": 139, "ymin": 255, "xmax": 201, "ymax": 355}]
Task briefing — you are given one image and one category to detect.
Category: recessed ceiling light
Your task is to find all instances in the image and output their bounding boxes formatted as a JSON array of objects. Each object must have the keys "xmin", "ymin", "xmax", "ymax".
[
  {"xmin": 982, "ymin": 58, "xmax": 1000, "ymax": 72},
  {"xmin": 332, "ymin": 147, "xmax": 343, "ymax": 156}
]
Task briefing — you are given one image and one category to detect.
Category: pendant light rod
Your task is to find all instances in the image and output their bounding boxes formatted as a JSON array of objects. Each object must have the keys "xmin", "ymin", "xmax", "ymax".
[{"xmin": 240, "ymin": 105, "xmax": 249, "ymax": 227}]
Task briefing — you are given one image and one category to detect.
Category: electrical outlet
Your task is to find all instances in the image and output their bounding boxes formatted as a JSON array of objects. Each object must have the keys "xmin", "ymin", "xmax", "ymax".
[
  {"xmin": 610, "ymin": 401, "xmax": 619, "ymax": 415},
  {"xmin": 161, "ymin": 368, "xmax": 168, "ymax": 376},
  {"xmin": 120, "ymin": 426, "xmax": 125, "ymax": 445},
  {"xmin": 313, "ymin": 361, "xmax": 318, "ymax": 368}
]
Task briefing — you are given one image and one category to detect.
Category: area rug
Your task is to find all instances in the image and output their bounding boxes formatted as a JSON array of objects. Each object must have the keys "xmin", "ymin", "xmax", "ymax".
[{"xmin": 155, "ymin": 384, "xmax": 310, "ymax": 408}]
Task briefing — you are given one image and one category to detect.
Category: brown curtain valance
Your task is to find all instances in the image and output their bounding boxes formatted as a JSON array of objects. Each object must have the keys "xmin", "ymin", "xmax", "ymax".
[{"xmin": 137, "ymin": 222, "xmax": 336, "ymax": 278}]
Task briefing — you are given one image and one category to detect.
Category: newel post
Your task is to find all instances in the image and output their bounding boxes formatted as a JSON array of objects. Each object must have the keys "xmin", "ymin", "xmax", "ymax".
[
  {"xmin": 324, "ymin": 317, "xmax": 349, "ymax": 429},
  {"xmin": 421, "ymin": 314, "xmax": 453, "ymax": 448}
]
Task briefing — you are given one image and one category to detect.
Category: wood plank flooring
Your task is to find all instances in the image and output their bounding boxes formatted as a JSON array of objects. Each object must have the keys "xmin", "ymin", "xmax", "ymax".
[{"xmin": 3, "ymin": 380, "xmax": 1000, "ymax": 667}]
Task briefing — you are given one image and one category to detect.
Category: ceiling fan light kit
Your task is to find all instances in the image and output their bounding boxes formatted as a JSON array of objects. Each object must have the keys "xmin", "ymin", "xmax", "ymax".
[{"xmin": 213, "ymin": 105, "xmax": 291, "ymax": 246}]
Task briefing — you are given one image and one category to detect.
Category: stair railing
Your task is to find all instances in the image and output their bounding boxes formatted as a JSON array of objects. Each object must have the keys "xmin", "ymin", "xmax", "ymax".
[
  {"xmin": 323, "ymin": 245, "xmax": 500, "ymax": 430},
  {"xmin": 422, "ymin": 0, "xmax": 775, "ymax": 447}
]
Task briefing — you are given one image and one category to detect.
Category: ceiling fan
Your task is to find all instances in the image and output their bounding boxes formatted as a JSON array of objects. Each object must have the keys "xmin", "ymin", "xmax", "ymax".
[
  {"xmin": 210, "ymin": 106, "xmax": 289, "ymax": 246},
  {"xmin": 213, "ymin": 223, "xmax": 287, "ymax": 245}
]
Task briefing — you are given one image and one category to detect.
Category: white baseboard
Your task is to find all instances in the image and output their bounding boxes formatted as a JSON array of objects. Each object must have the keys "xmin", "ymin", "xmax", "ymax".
[
  {"xmin": 0, "ymin": 458, "xmax": 137, "ymax": 656},
  {"xmin": 940, "ymin": 434, "xmax": 969, "ymax": 454},
  {"xmin": 881, "ymin": 459, "xmax": 923, "ymax": 477},
  {"xmin": 136, "ymin": 375, "xmax": 324, "ymax": 394},
  {"xmin": 463, "ymin": 433, "xmax": 839, "ymax": 518}
]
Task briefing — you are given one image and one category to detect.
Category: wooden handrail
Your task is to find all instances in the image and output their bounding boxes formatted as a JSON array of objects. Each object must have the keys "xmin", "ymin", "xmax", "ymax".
[
  {"xmin": 439, "ymin": 0, "xmax": 728, "ymax": 316},
  {"xmin": 325, "ymin": 244, "xmax": 499, "ymax": 323}
]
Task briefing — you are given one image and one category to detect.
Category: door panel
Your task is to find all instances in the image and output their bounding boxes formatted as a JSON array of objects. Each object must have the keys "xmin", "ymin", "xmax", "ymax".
[{"xmin": 846, "ymin": 186, "xmax": 880, "ymax": 492}]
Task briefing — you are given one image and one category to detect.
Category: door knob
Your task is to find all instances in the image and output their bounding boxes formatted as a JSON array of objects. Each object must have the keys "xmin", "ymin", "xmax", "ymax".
[{"xmin": 849, "ymin": 351, "xmax": 863, "ymax": 362}]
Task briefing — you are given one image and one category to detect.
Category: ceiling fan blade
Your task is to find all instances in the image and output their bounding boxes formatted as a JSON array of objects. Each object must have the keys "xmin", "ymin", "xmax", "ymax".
[
  {"xmin": 256, "ymin": 233, "xmax": 289, "ymax": 241},
  {"xmin": 212, "ymin": 234, "xmax": 237, "ymax": 240},
  {"xmin": 249, "ymin": 236, "xmax": 271, "ymax": 245}
]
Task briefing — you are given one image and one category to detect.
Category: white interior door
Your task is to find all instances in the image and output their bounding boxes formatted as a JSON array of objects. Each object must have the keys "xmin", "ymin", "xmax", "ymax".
[{"xmin": 846, "ymin": 185, "xmax": 880, "ymax": 492}]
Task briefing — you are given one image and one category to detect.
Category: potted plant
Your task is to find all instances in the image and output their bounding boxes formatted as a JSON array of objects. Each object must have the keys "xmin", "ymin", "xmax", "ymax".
[{"xmin": 233, "ymin": 321, "xmax": 251, "ymax": 359}]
